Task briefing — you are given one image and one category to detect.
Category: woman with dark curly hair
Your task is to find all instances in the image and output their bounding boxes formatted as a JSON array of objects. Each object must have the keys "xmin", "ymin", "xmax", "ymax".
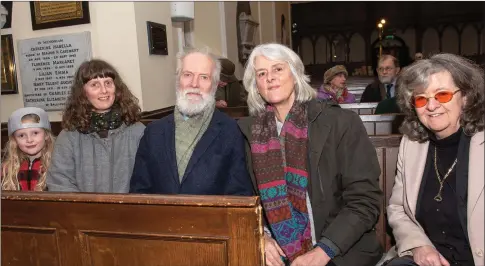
[
  {"xmin": 382, "ymin": 53, "xmax": 484, "ymax": 266},
  {"xmin": 46, "ymin": 59, "xmax": 145, "ymax": 192}
]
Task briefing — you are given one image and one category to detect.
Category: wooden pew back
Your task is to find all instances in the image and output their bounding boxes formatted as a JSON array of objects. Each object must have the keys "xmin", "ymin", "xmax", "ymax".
[
  {"xmin": 2, "ymin": 192, "xmax": 264, "ymax": 266},
  {"xmin": 370, "ymin": 135, "xmax": 401, "ymax": 251},
  {"xmin": 360, "ymin": 114, "xmax": 404, "ymax": 135},
  {"xmin": 339, "ymin": 102, "xmax": 378, "ymax": 115}
]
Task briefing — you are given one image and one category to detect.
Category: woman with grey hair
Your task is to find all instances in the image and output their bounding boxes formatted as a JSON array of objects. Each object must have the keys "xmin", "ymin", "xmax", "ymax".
[
  {"xmin": 383, "ymin": 53, "xmax": 484, "ymax": 266},
  {"xmin": 238, "ymin": 43, "xmax": 382, "ymax": 266}
]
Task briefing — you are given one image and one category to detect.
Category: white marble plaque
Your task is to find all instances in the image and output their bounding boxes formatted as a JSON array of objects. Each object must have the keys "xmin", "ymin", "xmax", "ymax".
[{"xmin": 17, "ymin": 31, "xmax": 92, "ymax": 111}]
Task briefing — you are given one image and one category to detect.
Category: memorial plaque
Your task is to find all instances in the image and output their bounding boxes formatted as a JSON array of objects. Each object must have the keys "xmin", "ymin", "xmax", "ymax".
[
  {"xmin": 17, "ymin": 31, "xmax": 92, "ymax": 111},
  {"xmin": 147, "ymin": 21, "xmax": 168, "ymax": 55},
  {"xmin": 30, "ymin": 1, "xmax": 90, "ymax": 31}
]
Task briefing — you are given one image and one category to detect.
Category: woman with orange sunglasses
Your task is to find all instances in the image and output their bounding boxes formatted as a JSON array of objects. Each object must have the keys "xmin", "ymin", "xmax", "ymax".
[{"xmin": 381, "ymin": 53, "xmax": 484, "ymax": 266}]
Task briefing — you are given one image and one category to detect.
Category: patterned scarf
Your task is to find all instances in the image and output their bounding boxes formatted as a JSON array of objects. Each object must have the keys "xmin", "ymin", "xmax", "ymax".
[
  {"xmin": 324, "ymin": 85, "xmax": 350, "ymax": 104},
  {"xmin": 79, "ymin": 104, "xmax": 123, "ymax": 135},
  {"xmin": 250, "ymin": 102, "xmax": 312, "ymax": 261}
]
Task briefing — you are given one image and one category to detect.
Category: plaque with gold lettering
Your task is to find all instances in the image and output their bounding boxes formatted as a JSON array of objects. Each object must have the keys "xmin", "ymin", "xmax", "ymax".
[
  {"xmin": 30, "ymin": 1, "xmax": 90, "ymax": 31},
  {"xmin": 1, "ymin": 35, "xmax": 18, "ymax": 95}
]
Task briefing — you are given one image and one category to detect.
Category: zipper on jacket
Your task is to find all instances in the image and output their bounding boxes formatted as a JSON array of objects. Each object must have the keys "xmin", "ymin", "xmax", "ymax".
[{"xmin": 27, "ymin": 159, "xmax": 34, "ymax": 190}]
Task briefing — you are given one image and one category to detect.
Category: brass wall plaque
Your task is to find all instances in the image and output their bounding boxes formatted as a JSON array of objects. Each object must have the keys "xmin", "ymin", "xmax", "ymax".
[
  {"xmin": 30, "ymin": 1, "xmax": 90, "ymax": 31},
  {"xmin": 1, "ymin": 34, "xmax": 18, "ymax": 95}
]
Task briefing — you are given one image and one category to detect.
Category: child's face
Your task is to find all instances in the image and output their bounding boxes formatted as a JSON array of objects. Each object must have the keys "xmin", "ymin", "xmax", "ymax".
[{"xmin": 13, "ymin": 128, "xmax": 47, "ymax": 157}]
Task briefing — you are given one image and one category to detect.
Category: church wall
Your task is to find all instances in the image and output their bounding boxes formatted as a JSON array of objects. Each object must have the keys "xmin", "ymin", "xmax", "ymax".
[
  {"xmin": 1, "ymin": 2, "xmax": 142, "ymax": 122},
  {"xmin": 134, "ymin": 2, "xmax": 177, "ymax": 113}
]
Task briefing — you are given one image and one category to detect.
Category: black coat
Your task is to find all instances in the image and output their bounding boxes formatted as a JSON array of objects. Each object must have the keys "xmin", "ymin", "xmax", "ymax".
[{"xmin": 361, "ymin": 80, "xmax": 386, "ymax": 103}]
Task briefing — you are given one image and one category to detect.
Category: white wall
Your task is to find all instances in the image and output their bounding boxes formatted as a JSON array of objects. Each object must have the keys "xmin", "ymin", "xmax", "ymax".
[
  {"xmin": 1, "ymin": 2, "xmax": 94, "ymax": 122},
  {"xmin": 274, "ymin": 1, "xmax": 291, "ymax": 47},
  {"xmin": 134, "ymin": 2, "xmax": 177, "ymax": 112},
  {"xmin": 1, "ymin": 1, "xmax": 289, "ymax": 122},
  {"xmin": 222, "ymin": 1, "xmax": 289, "ymax": 79},
  {"xmin": 1, "ymin": 2, "xmax": 142, "ymax": 122},
  {"xmin": 258, "ymin": 2, "xmax": 275, "ymax": 44},
  {"xmin": 193, "ymin": 2, "xmax": 223, "ymax": 56},
  {"xmin": 223, "ymin": 2, "xmax": 244, "ymax": 79}
]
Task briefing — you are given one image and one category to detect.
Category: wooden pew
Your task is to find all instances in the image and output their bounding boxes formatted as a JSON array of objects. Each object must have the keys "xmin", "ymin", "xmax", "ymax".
[
  {"xmin": 360, "ymin": 114, "xmax": 405, "ymax": 135},
  {"xmin": 339, "ymin": 102, "xmax": 378, "ymax": 115},
  {"xmin": 370, "ymin": 135, "xmax": 401, "ymax": 251},
  {"xmin": 140, "ymin": 106, "xmax": 174, "ymax": 120},
  {"xmin": 1, "ymin": 192, "xmax": 264, "ymax": 266}
]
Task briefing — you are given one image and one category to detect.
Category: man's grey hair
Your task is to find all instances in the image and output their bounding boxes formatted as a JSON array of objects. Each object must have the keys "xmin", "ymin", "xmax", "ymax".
[
  {"xmin": 175, "ymin": 46, "xmax": 222, "ymax": 93},
  {"xmin": 243, "ymin": 43, "xmax": 316, "ymax": 116}
]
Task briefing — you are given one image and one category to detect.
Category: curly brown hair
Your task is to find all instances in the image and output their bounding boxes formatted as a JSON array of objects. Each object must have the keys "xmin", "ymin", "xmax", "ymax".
[
  {"xmin": 397, "ymin": 53, "xmax": 484, "ymax": 142},
  {"xmin": 62, "ymin": 59, "xmax": 141, "ymax": 131}
]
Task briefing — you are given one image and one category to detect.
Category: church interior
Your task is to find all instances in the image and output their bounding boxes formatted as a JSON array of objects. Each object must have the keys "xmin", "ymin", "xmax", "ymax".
[{"xmin": 1, "ymin": 1, "xmax": 484, "ymax": 265}]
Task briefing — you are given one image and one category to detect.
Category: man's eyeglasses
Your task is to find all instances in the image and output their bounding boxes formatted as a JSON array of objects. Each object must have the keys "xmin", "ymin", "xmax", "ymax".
[
  {"xmin": 412, "ymin": 90, "xmax": 461, "ymax": 108},
  {"xmin": 377, "ymin": 67, "xmax": 395, "ymax": 73}
]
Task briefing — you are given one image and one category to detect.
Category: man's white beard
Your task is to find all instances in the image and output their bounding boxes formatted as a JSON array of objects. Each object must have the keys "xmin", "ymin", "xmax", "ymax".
[
  {"xmin": 378, "ymin": 75, "xmax": 393, "ymax": 84},
  {"xmin": 176, "ymin": 88, "xmax": 215, "ymax": 116}
]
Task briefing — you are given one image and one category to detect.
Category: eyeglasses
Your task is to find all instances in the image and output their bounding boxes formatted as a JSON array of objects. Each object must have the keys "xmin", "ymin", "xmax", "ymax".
[
  {"xmin": 412, "ymin": 90, "xmax": 461, "ymax": 108},
  {"xmin": 377, "ymin": 67, "xmax": 395, "ymax": 73}
]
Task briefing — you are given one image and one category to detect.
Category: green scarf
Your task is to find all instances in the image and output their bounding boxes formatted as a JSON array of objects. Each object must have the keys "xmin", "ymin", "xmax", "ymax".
[
  {"xmin": 174, "ymin": 104, "xmax": 215, "ymax": 181},
  {"xmin": 79, "ymin": 105, "xmax": 123, "ymax": 135}
]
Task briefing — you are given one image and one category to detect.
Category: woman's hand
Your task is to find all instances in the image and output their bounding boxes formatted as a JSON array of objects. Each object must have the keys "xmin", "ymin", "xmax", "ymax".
[
  {"xmin": 412, "ymin": 245, "xmax": 450, "ymax": 266},
  {"xmin": 264, "ymin": 233, "xmax": 286, "ymax": 266}
]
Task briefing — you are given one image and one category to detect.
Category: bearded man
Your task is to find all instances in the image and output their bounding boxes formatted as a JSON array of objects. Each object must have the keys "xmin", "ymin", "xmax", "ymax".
[
  {"xmin": 130, "ymin": 47, "xmax": 253, "ymax": 196},
  {"xmin": 361, "ymin": 55, "xmax": 401, "ymax": 103}
]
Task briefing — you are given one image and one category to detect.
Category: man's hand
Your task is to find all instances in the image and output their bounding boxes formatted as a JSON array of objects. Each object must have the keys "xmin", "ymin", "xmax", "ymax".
[
  {"xmin": 412, "ymin": 245, "xmax": 450, "ymax": 266},
  {"xmin": 290, "ymin": 247, "xmax": 331, "ymax": 266},
  {"xmin": 216, "ymin": 100, "xmax": 228, "ymax": 108},
  {"xmin": 264, "ymin": 234, "xmax": 286, "ymax": 266}
]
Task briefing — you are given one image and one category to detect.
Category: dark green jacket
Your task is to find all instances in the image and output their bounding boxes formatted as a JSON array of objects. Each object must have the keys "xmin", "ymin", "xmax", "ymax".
[
  {"xmin": 375, "ymin": 97, "xmax": 401, "ymax": 114},
  {"xmin": 238, "ymin": 99, "xmax": 383, "ymax": 266},
  {"xmin": 215, "ymin": 81, "xmax": 247, "ymax": 107}
]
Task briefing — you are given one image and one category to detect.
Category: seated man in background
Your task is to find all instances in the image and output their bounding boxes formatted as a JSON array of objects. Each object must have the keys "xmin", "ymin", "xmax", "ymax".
[
  {"xmin": 317, "ymin": 65, "xmax": 356, "ymax": 104},
  {"xmin": 361, "ymin": 54, "xmax": 400, "ymax": 103},
  {"xmin": 215, "ymin": 58, "xmax": 247, "ymax": 107},
  {"xmin": 130, "ymin": 47, "xmax": 253, "ymax": 196}
]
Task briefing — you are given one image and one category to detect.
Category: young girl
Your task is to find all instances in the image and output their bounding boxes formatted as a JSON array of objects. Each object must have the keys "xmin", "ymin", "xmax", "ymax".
[{"xmin": 1, "ymin": 107, "xmax": 54, "ymax": 191}]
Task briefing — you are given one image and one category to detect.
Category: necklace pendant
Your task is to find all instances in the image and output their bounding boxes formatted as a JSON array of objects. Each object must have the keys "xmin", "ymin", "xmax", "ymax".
[{"xmin": 434, "ymin": 194, "xmax": 443, "ymax": 202}]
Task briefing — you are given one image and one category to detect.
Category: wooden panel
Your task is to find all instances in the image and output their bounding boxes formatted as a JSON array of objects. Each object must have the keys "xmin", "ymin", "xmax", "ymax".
[
  {"xmin": 339, "ymin": 102, "xmax": 378, "ymax": 115},
  {"xmin": 360, "ymin": 114, "xmax": 404, "ymax": 135},
  {"xmin": 374, "ymin": 147, "xmax": 387, "ymax": 251},
  {"xmin": 369, "ymin": 135, "xmax": 401, "ymax": 251},
  {"xmin": 81, "ymin": 231, "xmax": 227, "ymax": 266},
  {"xmin": 375, "ymin": 122, "xmax": 393, "ymax": 135},
  {"xmin": 370, "ymin": 137, "xmax": 400, "ymax": 251},
  {"xmin": 2, "ymin": 226, "xmax": 61, "ymax": 266},
  {"xmin": 363, "ymin": 122, "xmax": 375, "ymax": 135},
  {"xmin": 385, "ymin": 147, "xmax": 399, "ymax": 206},
  {"xmin": 2, "ymin": 193, "xmax": 264, "ymax": 266}
]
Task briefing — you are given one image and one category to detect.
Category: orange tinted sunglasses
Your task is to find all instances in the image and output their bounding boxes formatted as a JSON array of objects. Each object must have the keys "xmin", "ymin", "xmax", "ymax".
[{"xmin": 412, "ymin": 90, "xmax": 461, "ymax": 108}]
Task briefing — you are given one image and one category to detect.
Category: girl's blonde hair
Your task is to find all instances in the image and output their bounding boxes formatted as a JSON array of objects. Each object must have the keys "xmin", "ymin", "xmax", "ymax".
[{"xmin": 1, "ymin": 114, "xmax": 55, "ymax": 191}]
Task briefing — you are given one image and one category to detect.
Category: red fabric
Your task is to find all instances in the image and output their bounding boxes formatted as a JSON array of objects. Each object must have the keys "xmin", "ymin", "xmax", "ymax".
[{"xmin": 17, "ymin": 159, "xmax": 42, "ymax": 191}]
